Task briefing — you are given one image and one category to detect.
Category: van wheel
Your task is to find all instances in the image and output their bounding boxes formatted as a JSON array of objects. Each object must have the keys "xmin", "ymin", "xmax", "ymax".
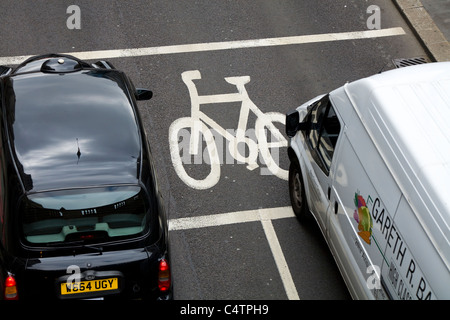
[{"xmin": 289, "ymin": 159, "xmax": 308, "ymax": 220}]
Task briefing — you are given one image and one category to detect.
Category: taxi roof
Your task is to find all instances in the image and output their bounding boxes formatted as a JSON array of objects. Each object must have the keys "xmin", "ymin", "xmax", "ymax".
[
  {"xmin": 3, "ymin": 69, "xmax": 142, "ymax": 192},
  {"xmin": 334, "ymin": 62, "xmax": 450, "ymax": 262}
]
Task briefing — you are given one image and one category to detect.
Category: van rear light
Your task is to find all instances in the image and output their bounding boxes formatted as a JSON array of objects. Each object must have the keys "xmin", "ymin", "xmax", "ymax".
[
  {"xmin": 4, "ymin": 273, "xmax": 18, "ymax": 300},
  {"xmin": 158, "ymin": 258, "xmax": 171, "ymax": 292}
]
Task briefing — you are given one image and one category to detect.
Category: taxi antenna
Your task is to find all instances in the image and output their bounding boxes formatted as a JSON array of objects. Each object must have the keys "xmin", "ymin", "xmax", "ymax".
[{"xmin": 76, "ymin": 138, "xmax": 81, "ymax": 163}]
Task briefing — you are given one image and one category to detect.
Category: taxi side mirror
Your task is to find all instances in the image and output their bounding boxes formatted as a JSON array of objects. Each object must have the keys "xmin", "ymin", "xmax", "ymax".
[{"xmin": 135, "ymin": 88, "xmax": 153, "ymax": 101}]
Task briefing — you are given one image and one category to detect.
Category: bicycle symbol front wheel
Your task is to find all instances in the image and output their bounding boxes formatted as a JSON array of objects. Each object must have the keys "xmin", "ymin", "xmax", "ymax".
[{"xmin": 169, "ymin": 117, "xmax": 221, "ymax": 190}]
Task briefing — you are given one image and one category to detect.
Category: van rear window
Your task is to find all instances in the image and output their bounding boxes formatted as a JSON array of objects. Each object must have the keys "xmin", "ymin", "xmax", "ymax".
[{"xmin": 21, "ymin": 186, "xmax": 150, "ymax": 245}]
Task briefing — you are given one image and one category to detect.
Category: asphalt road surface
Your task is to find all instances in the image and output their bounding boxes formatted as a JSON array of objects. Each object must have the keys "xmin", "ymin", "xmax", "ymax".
[{"xmin": 0, "ymin": 0, "xmax": 429, "ymax": 300}]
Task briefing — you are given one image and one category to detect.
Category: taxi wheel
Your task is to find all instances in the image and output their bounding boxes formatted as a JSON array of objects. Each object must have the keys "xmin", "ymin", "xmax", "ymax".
[{"xmin": 288, "ymin": 159, "xmax": 308, "ymax": 220}]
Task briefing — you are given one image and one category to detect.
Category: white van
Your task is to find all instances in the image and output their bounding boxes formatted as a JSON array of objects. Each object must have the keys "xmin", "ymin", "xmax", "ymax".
[{"xmin": 286, "ymin": 62, "xmax": 450, "ymax": 300}]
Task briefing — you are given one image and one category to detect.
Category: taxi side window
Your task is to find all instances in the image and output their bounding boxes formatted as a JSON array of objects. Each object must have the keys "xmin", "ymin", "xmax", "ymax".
[{"xmin": 307, "ymin": 96, "xmax": 341, "ymax": 175}]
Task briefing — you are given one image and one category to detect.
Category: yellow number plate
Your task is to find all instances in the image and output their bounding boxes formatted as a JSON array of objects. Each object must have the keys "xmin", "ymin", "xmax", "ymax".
[{"xmin": 61, "ymin": 278, "xmax": 118, "ymax": 295}]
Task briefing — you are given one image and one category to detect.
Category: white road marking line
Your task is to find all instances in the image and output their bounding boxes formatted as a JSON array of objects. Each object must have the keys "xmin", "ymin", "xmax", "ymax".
[
  {"xmin": 169, "ymin": 206, "xmax": 295, "ymax": 231},
  {"xmin": 0, "ymin": 27, "xmax": 405, "ymax": 65},
  {"xmin": 169, "ymin": 206, "xmax": 299, "ymax": 300},
  {"xmin": 261, "ymin": 218, "xmax": 300, "ymax": 300}
]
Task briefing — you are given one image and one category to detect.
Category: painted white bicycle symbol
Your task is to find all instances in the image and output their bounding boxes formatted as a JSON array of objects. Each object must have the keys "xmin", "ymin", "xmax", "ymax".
[{"xmin": 169, "ymin": 70, "xmax": 288, "ymax": 190}]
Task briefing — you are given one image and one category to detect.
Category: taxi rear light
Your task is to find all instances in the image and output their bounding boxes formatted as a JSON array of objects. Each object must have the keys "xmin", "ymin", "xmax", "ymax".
[
  {"xmin": 158, "ymin": 259, "xmax": 171, "ymax": 292},
  {"xmin": 4, "ymin": 274, "xmax": 18, "ymax": 300}
]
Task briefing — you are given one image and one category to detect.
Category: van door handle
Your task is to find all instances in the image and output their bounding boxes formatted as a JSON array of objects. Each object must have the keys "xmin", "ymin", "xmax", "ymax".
[{"xmin": 334, "ymin": 201, "xmax": 338, "ymax": 214}]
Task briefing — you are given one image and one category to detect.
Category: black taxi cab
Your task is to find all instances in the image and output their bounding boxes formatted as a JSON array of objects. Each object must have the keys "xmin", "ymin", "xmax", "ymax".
[{"xmin": 0, "ymin": 54, "xmax": 171, "ymax": 300}]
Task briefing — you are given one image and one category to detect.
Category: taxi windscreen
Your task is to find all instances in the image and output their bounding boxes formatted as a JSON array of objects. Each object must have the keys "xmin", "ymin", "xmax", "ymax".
[{"xmin": 21, "ymin": 186, "xmax": 150, "ymax": 245}]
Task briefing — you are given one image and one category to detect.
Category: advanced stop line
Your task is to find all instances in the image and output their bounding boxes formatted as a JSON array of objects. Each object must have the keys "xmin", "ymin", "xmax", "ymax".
[
  {"xmin": 169, "ymin": 206, "xmax": 295, "ymax": 231},
  {"xmin": 0, "ymin": 27, "xmax": 405, "ymax": 65}
]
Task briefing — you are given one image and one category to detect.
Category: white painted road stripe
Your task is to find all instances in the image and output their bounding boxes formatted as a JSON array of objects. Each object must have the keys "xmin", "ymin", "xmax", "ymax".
[
  {"xmin": 0, "ymin": 27, "xmax": 405, "ymax": 65},
  {"xmin": 169, "ymin": 206, "xmax": 295, "ymax": 231},
  {"xmin": 261, "ymin": 218, "xmax": 300, "ymax": 300},
  {"xmin": 169, "ymin": 206, "xmax": 299, "ymax": 300}
]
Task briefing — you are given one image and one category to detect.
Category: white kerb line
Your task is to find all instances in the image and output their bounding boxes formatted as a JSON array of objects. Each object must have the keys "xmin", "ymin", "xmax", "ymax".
[
  {"xmin": 0, "ymin": 27, "xmax": 405, "ymax": 65},
  {"xmin": 169, "ymin": 206, "xmax": 300, "ymax": 300}
]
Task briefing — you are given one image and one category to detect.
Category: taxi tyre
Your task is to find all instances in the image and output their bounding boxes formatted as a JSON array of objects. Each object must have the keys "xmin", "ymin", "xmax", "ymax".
[{"xmin": 288, "ymin": 158, "xmax": 308, "ymax": 220}]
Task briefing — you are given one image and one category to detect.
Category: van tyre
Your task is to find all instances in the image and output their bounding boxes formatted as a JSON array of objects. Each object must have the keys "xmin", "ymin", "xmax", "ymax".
[{"xmin": 289, "ymin": 159, "xmax": 308, "ymax": 220}]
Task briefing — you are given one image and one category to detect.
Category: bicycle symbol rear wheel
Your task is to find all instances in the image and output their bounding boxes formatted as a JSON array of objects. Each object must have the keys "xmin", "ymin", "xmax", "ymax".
[{"xmin": 169, "ymin": 117, "xmax": 221, "ymax": 190}]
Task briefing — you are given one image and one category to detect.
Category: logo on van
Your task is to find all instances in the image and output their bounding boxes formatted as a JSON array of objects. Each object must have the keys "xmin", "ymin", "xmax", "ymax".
[{"xmin": 353, "ymin": 192, "xmax": 373, "ymax": 245}]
